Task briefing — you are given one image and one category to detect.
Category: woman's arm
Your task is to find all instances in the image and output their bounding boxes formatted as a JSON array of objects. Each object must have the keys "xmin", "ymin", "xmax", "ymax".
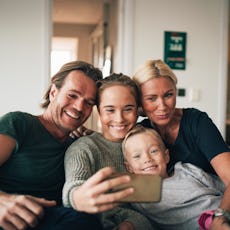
[{"xmin": 210, "ymin": 152, "xmax": 230, "ymax": 229}]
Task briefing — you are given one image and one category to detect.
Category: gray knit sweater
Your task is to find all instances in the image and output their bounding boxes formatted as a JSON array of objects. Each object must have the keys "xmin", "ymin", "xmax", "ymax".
[{"xmin": 63, "ymin": 132, "xmax": 153, "ymax": 230}]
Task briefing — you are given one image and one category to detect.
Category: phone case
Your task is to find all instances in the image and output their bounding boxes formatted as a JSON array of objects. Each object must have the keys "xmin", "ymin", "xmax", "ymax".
[{"xmin": 109, "ymin": 173, "xmax": 162, "ymax": 202}]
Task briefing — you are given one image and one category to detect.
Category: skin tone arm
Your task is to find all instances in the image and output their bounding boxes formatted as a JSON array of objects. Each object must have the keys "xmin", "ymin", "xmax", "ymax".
[
  {"xmin": 71, "ymin": 167, "xmax": 134, "ymax": 214},
  {"xmin": 0, "ymin": 134, "xmax": 56, "ymax": 230},
  {"xmin": 210, "ymin": 152, "xmax": 230, "ymax": 230},
  {"xmin": 69, "ymin": 125, "xmax": 94, "ymax": 139}
]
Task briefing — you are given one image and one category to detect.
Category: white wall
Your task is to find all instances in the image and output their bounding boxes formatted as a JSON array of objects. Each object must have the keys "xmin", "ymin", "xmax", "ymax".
[
  {"xmin": 0, "ymin": 0, "xmax": 51, "ymax": 116},
  {"xmin": 0, "ymin": 0, "xmax": 228, "ymax": 137},
  {"xmin": 118, "ymin": 0, "xmax": 229, "ymax": 135}
]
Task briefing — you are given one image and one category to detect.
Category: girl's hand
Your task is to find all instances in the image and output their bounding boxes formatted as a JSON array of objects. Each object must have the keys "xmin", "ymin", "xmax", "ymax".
[{"xmin": 72, "ymin": 167, "xmax": 134, "ymax": 213}]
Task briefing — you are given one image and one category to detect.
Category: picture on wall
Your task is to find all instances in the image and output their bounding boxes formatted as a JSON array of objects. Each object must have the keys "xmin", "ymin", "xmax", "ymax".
[{"xmin": 164, "ymin": 31, "xmax": 187, "ymax": 70}]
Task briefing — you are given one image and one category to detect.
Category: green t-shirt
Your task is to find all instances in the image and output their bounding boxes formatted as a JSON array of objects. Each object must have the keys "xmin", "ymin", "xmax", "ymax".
[{"xmin": 0, "ymin": 111, "xmax": 73, "ymax": 204}]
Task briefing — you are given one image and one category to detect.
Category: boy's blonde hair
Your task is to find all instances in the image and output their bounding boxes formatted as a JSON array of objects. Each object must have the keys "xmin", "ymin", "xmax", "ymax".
[{"xmin": 122, "ymin": 125, "xmax": 166, "ymax": 158}]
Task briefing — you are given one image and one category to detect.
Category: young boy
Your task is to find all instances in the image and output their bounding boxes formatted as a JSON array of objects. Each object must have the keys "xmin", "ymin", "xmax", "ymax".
[{"xmin": 122, "ymin": 125, "xmax": 228, "ymax": 230}]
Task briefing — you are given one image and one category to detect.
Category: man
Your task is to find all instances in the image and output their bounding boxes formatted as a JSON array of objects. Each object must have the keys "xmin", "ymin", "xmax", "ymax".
[{"xmin": 0, "ymin": 61, "xmax": 103, "ymax": 230}]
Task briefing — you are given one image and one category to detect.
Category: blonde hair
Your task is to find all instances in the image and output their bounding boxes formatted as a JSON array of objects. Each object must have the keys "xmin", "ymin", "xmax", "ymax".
[
  {"xmin": 122, "ymin": 125, "xmax": 166, "ymax": 158},
  {"xmin": 133, "ymin": 59, "xmax": 177, "ymax": 86}
]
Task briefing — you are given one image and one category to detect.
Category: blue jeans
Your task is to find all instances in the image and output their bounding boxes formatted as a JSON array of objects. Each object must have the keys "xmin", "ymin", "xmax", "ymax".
[
  {"xmin": 34, "ymin": 206, "xmax": 103, "ymax": 230},
  {"xmin": 0, "ymin": 206, "xmax": 103, "ymax": 230}
]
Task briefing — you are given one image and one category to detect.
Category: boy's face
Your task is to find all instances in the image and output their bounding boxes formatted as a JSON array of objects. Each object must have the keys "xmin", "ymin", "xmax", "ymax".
[{"xmin": 124, "ymin": 132, "xmax": 169, "ymax": 178}]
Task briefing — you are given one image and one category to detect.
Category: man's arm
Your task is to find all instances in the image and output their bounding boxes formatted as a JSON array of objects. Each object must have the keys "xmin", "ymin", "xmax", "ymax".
[
  {"xmin": 0, "ymin": 134, "xmax": 56, "ymax": 230},
  {"xmin": 0, "ymin": 134, "xmax": 15, "ymax": 166},
  {"xmin": 0, "ymin": 192, "xmax": 56, "ymax": 230}
]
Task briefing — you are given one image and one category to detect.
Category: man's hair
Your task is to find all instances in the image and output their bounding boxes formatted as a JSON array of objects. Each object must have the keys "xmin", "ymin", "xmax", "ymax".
[{"xmin": 41, "ymin": 61, "xmax": 103, "ymax": 108}]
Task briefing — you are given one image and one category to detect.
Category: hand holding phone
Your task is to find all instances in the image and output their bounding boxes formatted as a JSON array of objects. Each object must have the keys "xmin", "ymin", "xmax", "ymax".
[{"xmin": 109, "ymin": 173, "xmax": 162, "ymax": 202}]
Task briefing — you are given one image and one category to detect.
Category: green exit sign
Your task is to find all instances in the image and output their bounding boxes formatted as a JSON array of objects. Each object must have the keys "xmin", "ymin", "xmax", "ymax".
[{"xmin": 164, "ymin": 31, "xmax": 187, "ymax": 70}]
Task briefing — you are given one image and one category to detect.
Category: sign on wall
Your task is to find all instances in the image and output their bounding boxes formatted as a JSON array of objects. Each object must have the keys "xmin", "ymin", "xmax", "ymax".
[{"xmin": 164, "ymin": 31, "xmax": 187, "ymax": 70}]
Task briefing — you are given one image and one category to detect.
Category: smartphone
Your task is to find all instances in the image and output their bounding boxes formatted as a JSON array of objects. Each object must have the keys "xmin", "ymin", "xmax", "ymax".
[{"xmin": 109, "ymin": 173, "xmax": 162, "ymax": 202}]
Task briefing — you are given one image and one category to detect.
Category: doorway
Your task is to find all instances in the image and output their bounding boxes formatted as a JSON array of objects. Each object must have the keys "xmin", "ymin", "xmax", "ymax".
[
  {"xmin": 225, "ymin": 3, "xmax": 230, "ymax": 145},
  {"xmin": 51, "ymin": 37, "xmax": 78, "ymax": 76},
  {"xmin": 51, "ymin": 0, "xmax": 105, "ymax": 131},
  {"xmin": 52, "ymin": 0, "xmax": 104, "ymax": 67}
]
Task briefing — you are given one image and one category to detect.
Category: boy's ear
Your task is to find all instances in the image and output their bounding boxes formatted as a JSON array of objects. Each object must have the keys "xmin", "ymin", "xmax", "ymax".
[
  {"xmin": 124, "ymin": 161, "xmax": 134, "ymax": 173},
  {"xmin": 165, "ymin": 149, "xmax": 170, "ymax": 164}
]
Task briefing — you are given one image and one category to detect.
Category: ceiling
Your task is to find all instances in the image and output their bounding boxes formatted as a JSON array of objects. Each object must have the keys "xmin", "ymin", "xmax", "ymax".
[{"xmin": 53, "ymin": 0, "xmax": 104, "ymax": 25}]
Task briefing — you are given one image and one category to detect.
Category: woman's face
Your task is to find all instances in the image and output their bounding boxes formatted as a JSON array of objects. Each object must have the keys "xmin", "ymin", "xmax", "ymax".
[
  {"xmin": 140, "ymin": 77, "xmax": 176, "ymax": 127},
  {"xmin": 98, "ymin": 85, "xmax": 138, "ymax": 142}
]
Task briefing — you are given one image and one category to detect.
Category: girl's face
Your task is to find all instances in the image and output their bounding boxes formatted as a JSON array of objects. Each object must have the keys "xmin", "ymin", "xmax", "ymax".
[
  {"xmin": 124, "ymin": 132, "xmax": 169, "ymax": 178},
  {"xmin": 140, "ymin": 77, "xmax": 176, "ymax": 127},
  {"xmin": 98, "ymin": 85, "xmax": 138, "ymax": 142}
]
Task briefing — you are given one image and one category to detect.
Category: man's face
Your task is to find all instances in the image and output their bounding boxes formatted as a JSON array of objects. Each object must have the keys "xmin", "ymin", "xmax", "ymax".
[{"xmin": 49, "ymin": 70, "xmax": 97, "ymax": 133}]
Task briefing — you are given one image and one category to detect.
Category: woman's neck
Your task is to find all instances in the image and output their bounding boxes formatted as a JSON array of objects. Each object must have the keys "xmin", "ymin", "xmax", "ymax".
[{"xmin": 154, "ymin": 108, "xmax": 183, "ymax": 145}]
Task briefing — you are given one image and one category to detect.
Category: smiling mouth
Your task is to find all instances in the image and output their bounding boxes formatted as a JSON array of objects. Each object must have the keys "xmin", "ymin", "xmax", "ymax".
[
  {"xmin": 156, "ymin": 114, "xmax": 169, "ymax": 119},
  {"xmin": 110, "ymin": 125, "xmax": 127, "ymax": 130},
  {"xmin": 65, "ymin": 110, "xmax": 81, "ymax": 120},
  {"xmin": 143, "ymin": 165, "xmax": 158, "ymax": 172}
]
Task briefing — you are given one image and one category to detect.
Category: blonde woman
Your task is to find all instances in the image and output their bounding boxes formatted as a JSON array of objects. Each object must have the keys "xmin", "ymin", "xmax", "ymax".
[{"xmin": 133, "ymin": 59, "xmax": 230, "ymax": 229}]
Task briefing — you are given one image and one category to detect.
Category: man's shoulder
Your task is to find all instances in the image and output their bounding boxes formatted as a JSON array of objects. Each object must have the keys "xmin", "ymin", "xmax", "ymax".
[
  {"xmin": 1, "ymin": 111, "xmax": 34, "ymax": 121},
  {"xmin": 0, "ymin": 111, "xmax": 37, "ymax": 130}
]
